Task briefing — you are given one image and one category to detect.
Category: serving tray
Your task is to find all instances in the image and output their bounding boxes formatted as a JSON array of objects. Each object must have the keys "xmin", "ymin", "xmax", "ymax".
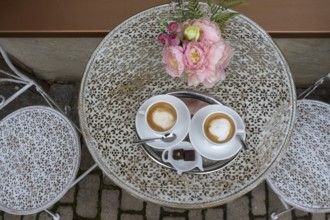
[{"xmin": 140, "ymin": 90, "xmax": 240, "ymax": 174}]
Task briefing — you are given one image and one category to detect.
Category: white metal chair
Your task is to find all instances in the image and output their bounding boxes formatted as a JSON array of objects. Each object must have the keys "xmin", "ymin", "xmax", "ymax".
[
  {"xmin": 267, "ymin": 73, "xmax": 330, "ymax": 219},
  {"xmin": 0, "ymin": 47, "xmax": 98, "ymax": 219}
]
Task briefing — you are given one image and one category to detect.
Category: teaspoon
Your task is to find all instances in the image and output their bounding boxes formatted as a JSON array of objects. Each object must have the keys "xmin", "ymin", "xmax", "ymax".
[
  {"xmin": 238, "ymin": 135, "xmax": 249, "ymax": 150},
  {"xmin": 133, "ymin": 133, "xmax": 177, "ymax": 145}
]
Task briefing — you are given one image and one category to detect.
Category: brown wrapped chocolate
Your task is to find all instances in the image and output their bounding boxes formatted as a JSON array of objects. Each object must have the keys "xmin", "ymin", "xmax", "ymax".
[
  {"xmin": 172, "ymin": 149, "xmax": 196, "ymax": 161},
  {"xmin": 172, "ymin": 149, "xmax": 184, "ymax": 160},
  {"xmin": 184, "ymin": 150, "xmax": 195, "ymax": 161}
]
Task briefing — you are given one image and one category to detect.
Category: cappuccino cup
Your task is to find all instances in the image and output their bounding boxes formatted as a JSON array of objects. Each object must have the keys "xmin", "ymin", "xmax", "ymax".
[
  {"xmin": 203, "ymin": 111, "xmax": 237, "ymax": 145},
  {"xmin": 144, "ymin": 101, "xmax": 178, "ymax": 133}
]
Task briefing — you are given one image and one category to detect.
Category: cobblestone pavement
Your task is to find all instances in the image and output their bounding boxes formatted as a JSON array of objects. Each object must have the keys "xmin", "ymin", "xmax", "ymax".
[{"xmin": 0, "ymin": 80, "xmax": 329, "ymax": 220}]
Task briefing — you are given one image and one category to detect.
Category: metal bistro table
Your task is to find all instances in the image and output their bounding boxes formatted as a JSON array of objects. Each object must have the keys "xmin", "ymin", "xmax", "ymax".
[{"xmin": 79, "ymin": 5, "xmax": 296, "ymax": 208}]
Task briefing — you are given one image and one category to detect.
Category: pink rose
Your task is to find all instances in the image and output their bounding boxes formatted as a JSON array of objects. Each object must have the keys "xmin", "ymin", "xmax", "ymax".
[
  {"xmin": 169, "ymin": 33, "xmax": 180, "ymax": 46},
  {"xmin": 167, "ymin": 22, "xmax": 180, "ymax": 33},
  {"xmin": 187, "ymin": 71, "xmax": 202, "ymax": 87},
  {"xmin": 162, "ymin": 46, "xmax": 185, "ymax": 77},
  {"xmin": 201, "ymin": 41, "xmax": 234, "ymax": 87},
  {"xmin": 207, "ymin": 40, "xmax": 234, "ymax": 70},
  {"xmin": 200, "ymin": 68, "xmax": 226, "ymax": 87},
  {"xmin": 216, "ymin": 41, "xmax": 234, "ymax": 69},
  {"xmin": 192, "ymin": 18, "xmax": 222, "ymax": 46},
  {"xmin": 158, "ymin": 33, "xmax": 170, "ymax": 46},
  {"xmin": 183, "ymin": 41, "xmax": 207, "ymax": 71}
]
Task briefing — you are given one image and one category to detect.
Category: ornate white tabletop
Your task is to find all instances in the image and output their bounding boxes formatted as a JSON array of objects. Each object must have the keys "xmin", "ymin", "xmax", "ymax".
[
  {"xmin": 267, "ymin": 100, "xmax": 330, "ymax": 213},
  {"xmin": 79, "ymin": 5, "xmax": 296, "ymax": 208},
  {"xmin": 0, "ymin": 106, "xmax": 80, "ymax": 215}
]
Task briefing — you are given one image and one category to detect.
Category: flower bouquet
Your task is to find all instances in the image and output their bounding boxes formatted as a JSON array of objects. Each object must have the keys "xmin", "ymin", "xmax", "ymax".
[{"xmin": 158, "ymin": 0, "xmax": 243, "ymax": 87}]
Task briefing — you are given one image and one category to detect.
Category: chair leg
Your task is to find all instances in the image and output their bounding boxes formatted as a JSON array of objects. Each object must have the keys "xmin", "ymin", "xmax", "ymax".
[
  {"xmin": 271, "ymin": 207, "xmax": 295, "ymax": 219},
  {"xmin": 70, "ymin": 163, "xmax": 98, "ymax": 188},
  {"xmin": 44, "ymin": 209, "xmax": 60, "ymax": 220}
]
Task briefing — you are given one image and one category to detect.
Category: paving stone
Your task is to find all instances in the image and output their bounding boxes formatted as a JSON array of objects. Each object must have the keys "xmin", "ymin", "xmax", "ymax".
[
  {"xmin": 37, "ymin": 212, "xmax": 52, "ymax": 220},
  {"xmin": 188, "ymin": 210, "xmax": 202, "ymax": 220},
  {"xmin": 48, "ymin": 84, "xmax": 76, "ymax": 110},
  {"xmin": 163, "ymin": 207, "xmax": 186, "ymax": 213},
  {"xmin": 103, "ymin": 174, "xmax": 117, "ymax": 186},
  {"xmin": 3, "ymin": 213, "xmax": 20, "ymax": 220},
  {"xmin": 267, "ymin": 188, "xmax": 292, "ymax": 220},
  {"xmin": 227, "ymin": 196, "xmax": 249, "ymax": 220},
  {"xmin": 80, "ymin": 143, "xmax": 98, "ymax": 170},
  {"xmin": 22, "ymin": 214, "xmax": 37, "ymax": 220},
  {"xmin": 163, "ymin": 217, "xmax": 186, "ymax": 220},
  {"xmin": 146, "ymin": 202, "xmax": 161, "ymax": 220},
  {"xmin": 57, "ymin": 207, "xmax": 73, "ymax": 220},
  {"xmin": 60, "ymin": 187, "xmax": 75, "ymax": 203},
  {"xmin": 76, "ymin": 174, "xmax": 100, "ymax": 218},
  {"xmin": 294, "ymin": 209, "xmax": 309, "ymax": 218},
  {"xmin": 101, "ymin": 190, "xmax": 120, "ymax": 220},
  {"xmin": 326, "ymin": 213, "xmax": 330, "ymax": 220},
  {"xmin": 121, "ymin": 190, "xmax": 143, "ymax": 211},
  {"xmin": 312, "ymin": 213, "xmax": 326, "ymax": 220},
  {"xmin": 48, "ymin": 83, "xmax": 79, "ymax": 127},
  {"xmin": 205, "ymin": 208, "xmax": 224, "ymax": 220},
  {"xmin": 121, "ymin": 214, "xmax": 144, "ymax": 220},
  {"xmin": 0, "ymin": 72, "xmax": 328, "ymax": 220},
  {"xmin": 251, "ymin": 182, "xmax": 267, "ymax": 215}
]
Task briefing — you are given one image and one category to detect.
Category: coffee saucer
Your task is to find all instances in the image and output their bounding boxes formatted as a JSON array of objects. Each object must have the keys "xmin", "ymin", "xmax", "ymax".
[
  {"xmin": 135, "ymin": 95, "xmax": 191, "ymax": 149},
  {"xmin": 189, "ymin": 105, "xmax": 246, "ymax": 161}
]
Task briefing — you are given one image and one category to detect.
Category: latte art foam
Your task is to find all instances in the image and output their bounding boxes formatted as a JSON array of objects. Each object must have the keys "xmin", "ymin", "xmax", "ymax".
[
  {"xmin": 209, "ymin": 118, "xmax": 231, "ymax": 141},
  {"xmin": 203, "ymin": 112, "xmax": 235, "ymax": 144},
  {"xmin": 146, "ymin": 102, "xmax": 177, "ymax": 132},
  {"xmin": 152, "ymin": 111, "xmax": 175, "ymax": 130}
]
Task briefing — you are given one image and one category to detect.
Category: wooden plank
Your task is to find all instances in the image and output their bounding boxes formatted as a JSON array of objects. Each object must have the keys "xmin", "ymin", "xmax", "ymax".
[{"xmin": 0, "ymin": 0, "xmax": 329, "ymax": 37}]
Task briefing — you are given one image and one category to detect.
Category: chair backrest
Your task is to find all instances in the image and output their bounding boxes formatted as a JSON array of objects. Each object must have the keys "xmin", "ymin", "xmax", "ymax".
[
  {"xmin": 0, "ymin": 47, "xmax": 97, "ymax": 219},
  {"xmin": 0, "ymin": 47, "xmax": 81, "ymax": 132},
  {"xmin": 298, "ymin": 72, "xmax": 330, "ymax": 99}
]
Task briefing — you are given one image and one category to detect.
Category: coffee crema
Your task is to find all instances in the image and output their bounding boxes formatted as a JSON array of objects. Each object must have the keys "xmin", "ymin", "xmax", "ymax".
[
  {"xmin": 203, "ymin": 112, "xmax": 235, "ymax": 144},
  {"xmin": 146, "ymin": 102, "xmax": 177, "ymax": 132}
]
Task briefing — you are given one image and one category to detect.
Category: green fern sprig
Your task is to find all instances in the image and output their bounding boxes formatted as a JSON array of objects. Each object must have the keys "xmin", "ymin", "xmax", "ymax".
[
  {"xmin": 221, "ymin": 0, "xmax": 245, "ymax": 10},
  {"xmin": 168, "ymin": 0, "xmax": 244, "ymax": 32},
  {"xmin": 207, "ymin": 0, "xmax": 244, "ymax": 31},
  {"xmin": 187, "ymin": 0, "xmax": 204, "ymax": 19},
  {"xmin": 207, "ymin": 0, "xmax": 221, "ymax": 20},
  {"xmin": 169, "ymin": 1, "xmax": 188, "ymax": 23},
  {"xmin": 213, "ymin": 12, "xmax": 239, "ymax": 32}
]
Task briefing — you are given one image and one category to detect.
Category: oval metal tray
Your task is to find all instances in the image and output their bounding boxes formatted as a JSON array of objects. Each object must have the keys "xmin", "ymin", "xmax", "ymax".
[{"xmin": 140, "ymin": 90, "xmax": 239, "ymax": 174}]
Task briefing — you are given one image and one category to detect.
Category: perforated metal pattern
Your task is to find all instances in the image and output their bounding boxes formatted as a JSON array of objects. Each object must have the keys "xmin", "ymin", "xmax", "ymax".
[
  {"xmin": 79, "ymin": 4, "xmax": 296, "ymax": 208},
  {"xmin": 0, "ymin": 106, "xmax": 80, "ymax": 214},
  {"xmin": 268, "ymin": 100, "xmax": 330, "ymax": 213}
]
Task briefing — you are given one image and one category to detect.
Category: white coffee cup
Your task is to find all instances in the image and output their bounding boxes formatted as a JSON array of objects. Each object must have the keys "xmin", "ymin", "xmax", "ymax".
[
  {"xmin": 140, "ymin": 100, "xmax": 178, "ymax": 134},
  {"xmin": 135, "ymin": 94, "xmax": 191, "ymax": 149},
  {"xmin": 202, "ymin": 111, "xmax": 243, "ymax": 146}
]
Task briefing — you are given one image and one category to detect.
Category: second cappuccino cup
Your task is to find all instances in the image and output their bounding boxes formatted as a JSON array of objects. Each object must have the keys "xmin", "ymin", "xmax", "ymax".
[{"xmin": 202, "ymin": 111, "xmax": 237, "ymax": 145}]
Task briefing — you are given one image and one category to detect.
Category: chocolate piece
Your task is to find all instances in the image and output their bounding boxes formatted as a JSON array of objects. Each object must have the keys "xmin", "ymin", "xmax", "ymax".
[
  {"xmin": 184, "ymin": 150, "xmax": 195, "ymax": 161},
  {"xmin": 173, "ymin": 149, "xmax": 184, "ymax": 160}
]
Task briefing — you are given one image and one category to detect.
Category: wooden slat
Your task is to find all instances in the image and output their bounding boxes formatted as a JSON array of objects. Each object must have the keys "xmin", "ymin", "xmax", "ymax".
[{"xmin": 0, "ymin": 0, "xmax": 329, "ymax": 37}]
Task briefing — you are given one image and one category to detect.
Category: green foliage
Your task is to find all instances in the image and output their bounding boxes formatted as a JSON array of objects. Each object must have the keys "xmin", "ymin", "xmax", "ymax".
[
  {"xmin": 169, "ymin": 0, "xmax": 245, "ymax": 31},
  {"xmin": 207, "ymin": 0, "xmax": 244, "ymax": 31},
  {"xmin": 214, "ymin": 0, "xmax": 246, "ymax": 9},
  {"xmin": 212, "ymin": 11, "xmax": 240, "ymax": 32},
  {"xmin": 187, "ymin": 0, "xmax": 204, "ymax": 19}
]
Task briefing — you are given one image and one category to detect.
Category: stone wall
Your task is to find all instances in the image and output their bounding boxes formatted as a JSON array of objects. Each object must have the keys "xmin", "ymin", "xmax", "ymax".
[{"xmin": 0, "ymin": 38, "xmax": 329, "ymax": 86}]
